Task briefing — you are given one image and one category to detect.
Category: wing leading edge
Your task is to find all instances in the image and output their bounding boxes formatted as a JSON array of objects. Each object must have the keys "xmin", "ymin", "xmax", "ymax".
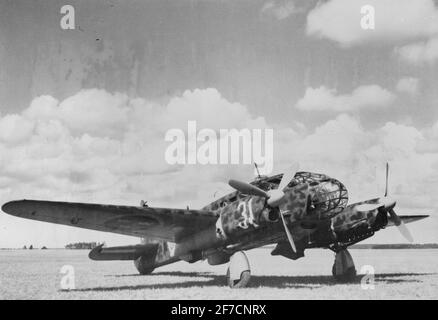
[
  {"xmin": 387, "ymin": 214, "xmax": 429, "ymax": 227},
  {"xmin": 1, "ymin": 200, "xmax": 218, "ymax": 242}
]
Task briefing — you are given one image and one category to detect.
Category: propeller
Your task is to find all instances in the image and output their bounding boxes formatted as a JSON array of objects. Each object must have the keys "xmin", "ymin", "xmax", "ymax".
[
  {"xmin": 384, "ymin": 162, "xmax": 389, "ymax": 197},
  {"xmin": 389, "ymin": 208, "xmax": 413, "ymax": 242},
  {"xmin": 356, "ymin": 162, "xmax": 413, "ymax": 243},
  {"xmin": 228, "ymin": 164, "xmax": 300, "ymax": 252},
  {"xmin": 228, "ymin": 180, "xmax": 269, "ymax": 198},
  {"xmin": 383, "ymin": 162, "xmax": 413, "ymax": 242}
]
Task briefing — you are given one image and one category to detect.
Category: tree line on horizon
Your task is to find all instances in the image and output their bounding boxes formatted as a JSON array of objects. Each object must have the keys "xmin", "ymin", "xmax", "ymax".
[{"xmin": 65, "ymin": 242, "xmax": 104, "ymax": 249}]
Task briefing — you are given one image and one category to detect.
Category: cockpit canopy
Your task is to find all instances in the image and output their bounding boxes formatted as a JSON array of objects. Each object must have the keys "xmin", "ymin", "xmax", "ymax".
[
  {"xmin": 204, "ymin": 171, "xmax": 348, "ymax": 220},
  {"xmin": 253, "ymin": 171, "xmax": 348, "ymax": 220}
]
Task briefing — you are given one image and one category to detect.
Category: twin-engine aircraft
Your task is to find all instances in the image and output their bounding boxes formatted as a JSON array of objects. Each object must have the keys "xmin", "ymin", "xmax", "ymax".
[{"xmin": 1, "ymin": 163, "xmax": 428, "ymax": 288}]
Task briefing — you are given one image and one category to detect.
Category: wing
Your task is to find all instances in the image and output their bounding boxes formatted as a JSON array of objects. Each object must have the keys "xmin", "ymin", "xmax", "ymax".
[
  {"xmin": 387, "ymin": 214, "xmax": 429, "ymax": 227},
  {"xmin": 2, "ymin": 200, "xmax": 218, "ymax": 242}
]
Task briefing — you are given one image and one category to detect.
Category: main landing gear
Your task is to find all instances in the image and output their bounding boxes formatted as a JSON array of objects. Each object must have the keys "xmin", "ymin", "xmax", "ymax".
[
  {"xmin": 331, "ymin": 249, "xmax": 357, "ymax": 282},
  {"xmin": 134, "ymin": 256, "xmax": 155, "ymax": 275},
  {"xmin": 226, "ymin": 251, "xmax": 251, "ymax": 288}
]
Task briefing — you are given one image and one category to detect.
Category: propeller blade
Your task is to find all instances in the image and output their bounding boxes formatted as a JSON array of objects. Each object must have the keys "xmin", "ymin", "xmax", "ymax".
[
  {"xmin": 228, "ymin": 179, "xmax": 269, "ymax": 198},
  {"xmin": 278, "ymin": 163, "xmax": 299, "ymax": 192},
  {"xmin": 280, "ymin": 212, "xmax": 297, "ymax": 253},
  {"xmin": 385, "ymin": 162, "xmax": 389, "ymax": 197},
  {"xmin": 267, "ymin": 164, "xmax": 299, "ymax": 207},
  {"xmin": 389, "ymin": 208, "xmax": 413, "ymax": 242},
  {"xmin": 397, "ymin": 222, "xmax": 414, "ymax": 243}
]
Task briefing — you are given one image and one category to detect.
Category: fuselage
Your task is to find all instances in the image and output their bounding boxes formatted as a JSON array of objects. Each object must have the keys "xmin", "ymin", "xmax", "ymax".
[{"xmin": 188, "ymin": 171, "xmax": 389, "ymax": 263}]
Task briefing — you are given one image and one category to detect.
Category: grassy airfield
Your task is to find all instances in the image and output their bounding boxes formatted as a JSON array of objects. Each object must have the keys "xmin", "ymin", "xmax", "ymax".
[{"xmin": 0, "ymin": 248, "xmax": 437, "ymax": 299}]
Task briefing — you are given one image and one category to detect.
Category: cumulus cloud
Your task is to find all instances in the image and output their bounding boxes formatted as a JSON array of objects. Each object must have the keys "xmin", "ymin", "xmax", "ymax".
[
  {"xmin": 306, "ymin": 0, "xmax": 438, "ymax": 47},
  {"xmin": 261, "ymin": 0, "xmax": 304, "ymax": 20},
  {"xmin": 396, "ymin": 77, "xmax": 420, "ymax": 96},
  {"xmin": 295, "ymin": 85, "xmax": 396, "ymax": 112},
  {"xmin": 395, "ymin": 37, "xmax": 438, "ymax": 65},
  {"xmin": 22, "ymin": 90, "xmax": 130, "ymax": 138},
  {"xmin": 1, "ymin": 87, "xmax": 438, "ymax": 246},
  {"xmin": 0, "ymin": 114, "xmax": 35, "ymax": 144},
  {"xmin": 281, "ymin": 115, "xmax": 438, "ymax": 211},
  {"xmin": 0, "ymin": 88, "xmax": 269, "ymax": 207}
]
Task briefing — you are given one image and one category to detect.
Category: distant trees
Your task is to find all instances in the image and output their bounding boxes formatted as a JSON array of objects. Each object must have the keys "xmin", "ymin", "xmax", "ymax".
[
  {"xmin": 351, "ymin": 243, "xmax": 438, "ymax": 249},
  {"xmin": 22, "ymin": 245, "xmax": 47, "ymax": 249},
  {"xmin": 65, "ymin": 242, "xmax": 103, "ymax": 249}
]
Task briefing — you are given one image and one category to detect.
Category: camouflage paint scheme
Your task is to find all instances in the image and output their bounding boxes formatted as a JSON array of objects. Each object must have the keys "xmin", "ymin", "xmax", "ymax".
[
  {"xmin": 1, "ymin": 171, "xmax": 428, "ymax": 273},
  {"xmin": 130, "ymin": 172, "xmax": 359, "ymax": 269},
  {"xmin": 132, "ymin": 172, "xmax": 424, "ymax": 268}
]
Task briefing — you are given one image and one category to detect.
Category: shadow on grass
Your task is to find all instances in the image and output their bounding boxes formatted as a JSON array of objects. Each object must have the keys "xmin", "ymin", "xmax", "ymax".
[
  {"xmin": 374, "ymin": 272, "xmax": 431, "ymax": 284},
  {"xmin": 65, "ymin": 271, "xmax": 435, "ymax": 293},
  {"xmin": 107, "ymin": 271, "xmax": 214, "ymax": 278}
]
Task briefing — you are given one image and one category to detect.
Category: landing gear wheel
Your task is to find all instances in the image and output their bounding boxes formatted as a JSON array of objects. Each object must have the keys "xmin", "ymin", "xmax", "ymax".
[
  {"xmin": 226, "ymin": 251, "xmax": 251, "ymax": 288},
  {"xmin": 332, "ymin": 249, "xmax": 356, "ymax": 282},
  {"xmin": 134, "ymin": 256, "xmax": 155, "ymax": 275}
]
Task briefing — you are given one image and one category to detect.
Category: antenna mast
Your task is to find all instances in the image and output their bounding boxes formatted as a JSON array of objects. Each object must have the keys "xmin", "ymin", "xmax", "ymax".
[{"xmin": 254, "ymin": 162, "xmax": 261, "ymax": 179}]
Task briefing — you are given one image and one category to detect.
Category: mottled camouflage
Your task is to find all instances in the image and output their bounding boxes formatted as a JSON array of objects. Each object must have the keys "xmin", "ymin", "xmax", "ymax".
[
  {"xmin": 332, "ymin": 198, "xmax": 381, "ymax": 231},
  {"xmin": 217, "ymin": 195, "xmax": 265, "ymax": 239},
  {"xmin": 280, "ymin": 183, "xmax": 310, "ymax": 221},
  {"xmin": 2, "ymin": 169, "xmax": 428, "ymax": 273},
  {"xmin": 140, "ymin": 237, "xmax": 177, "ymax": 264}
]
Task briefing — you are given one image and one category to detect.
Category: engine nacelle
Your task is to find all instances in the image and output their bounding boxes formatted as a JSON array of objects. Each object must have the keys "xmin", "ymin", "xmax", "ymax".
[{"xmin": 332, "ymin": 206, "xmax": 389, "ymax": 247}]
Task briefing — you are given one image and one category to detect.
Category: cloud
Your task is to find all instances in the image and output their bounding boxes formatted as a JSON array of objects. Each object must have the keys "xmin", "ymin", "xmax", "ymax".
[
  {"xmin": 396, "ymin": 77, "xmax": 420, "ymax": 96},
  {"xmin": 280, "ymin": 115, "xmax": 438, "ymax": 212},
  {"xmin": 260, "ymin": 0, "xmax": 304, "ymax": 20},
  {"xmin": 1, "ymin": 87, "xmax": 438, "ymax": 247},
  {"xmin": 306, "ymin": 0, "xmax": 438, "ymax": 47},
  {"xmin": 0, "ymin": 88, "xmax": 277, "ymax": 247},
  {"xmin": 22, "ymin": 90, "xmax": 130, "ymax": 138},
  {"xmin": 295, "ymin": 85, "xmax": 396, "ymax": 112},
  {"xmin": 0, "ymin": 88, "xmax": 270, "ymax": 206},
  {"xmin": 0, "ymin": 114, "xmax": 35, "ymax": 144},
  {"xmin": 395, "ymin": 37, "xmax": 438, "ymax": 65}
]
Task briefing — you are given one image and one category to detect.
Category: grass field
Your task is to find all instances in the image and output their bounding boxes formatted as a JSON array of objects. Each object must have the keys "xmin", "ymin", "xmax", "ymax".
[{"xmin": 0, "ymin": 248, "xmax": 437, "ymax": 299}]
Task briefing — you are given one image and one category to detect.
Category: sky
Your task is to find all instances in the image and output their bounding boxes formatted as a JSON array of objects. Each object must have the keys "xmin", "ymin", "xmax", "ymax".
[{"xmin": 0, "ymin": 0, "xmax": 438, "ymax": 248}]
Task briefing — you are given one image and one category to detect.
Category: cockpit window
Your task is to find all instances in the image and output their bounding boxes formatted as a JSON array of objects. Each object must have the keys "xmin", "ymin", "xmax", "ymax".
[
  {"xmin": 252, "ymin": 171, "xmax": 348, "ymax": 219},
  {"xmin": 204, "ymin": 171, "xmax": 348, "ymax": 218}
]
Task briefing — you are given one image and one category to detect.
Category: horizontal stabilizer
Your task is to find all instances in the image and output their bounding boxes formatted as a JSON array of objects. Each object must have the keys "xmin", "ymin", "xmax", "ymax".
[
  {"xmin": 387, "ymin": 215, "xmax": 429, "ymax": 227},
  {"xmin": 89, "ymin": 243, "xmax": 159, "ymax": 261}
]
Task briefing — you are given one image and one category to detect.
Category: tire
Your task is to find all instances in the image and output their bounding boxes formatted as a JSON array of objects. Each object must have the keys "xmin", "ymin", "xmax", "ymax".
[
  {"xmin": 137, "ymin": 267, "xmax": 155, "ymax": 275},
  {"xmin": 332, "ymin": 264, "xmax": 356, "ymax": 282},
  {"xmin": 226, "ymin": 267, "xmax": 251, "ymax": 288},
  {"xmin": 134, "ymin": 256, "xmax": 155, "ymax": 275}
]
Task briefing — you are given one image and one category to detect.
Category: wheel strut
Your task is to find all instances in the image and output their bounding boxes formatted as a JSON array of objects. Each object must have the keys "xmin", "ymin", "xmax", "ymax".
[
  {"xmin": 226, "ymin": 251, "xmax": 251, "ymax": 288},
  {"xmin": 332, "ymin": 249, "xmax": 357, "ymax": 282}
]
